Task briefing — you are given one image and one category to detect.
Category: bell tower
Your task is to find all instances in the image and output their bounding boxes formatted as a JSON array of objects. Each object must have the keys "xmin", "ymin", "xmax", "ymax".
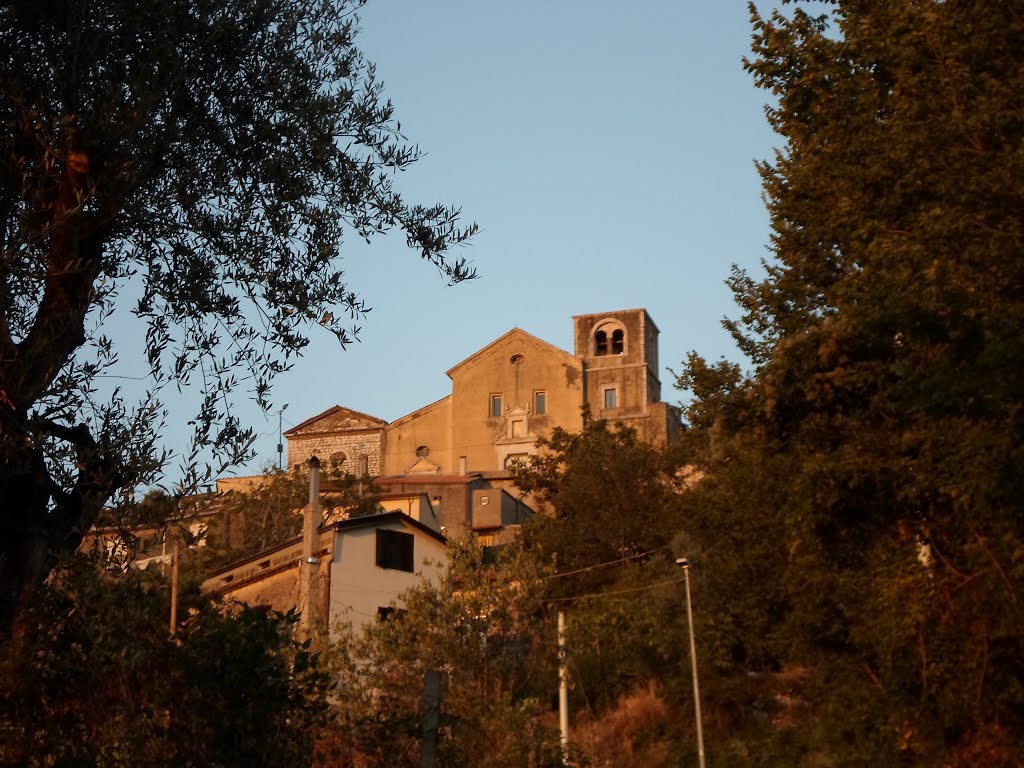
[{"xmin": 573, "ymin": 308, "xmax": 662, "ymax": 422}]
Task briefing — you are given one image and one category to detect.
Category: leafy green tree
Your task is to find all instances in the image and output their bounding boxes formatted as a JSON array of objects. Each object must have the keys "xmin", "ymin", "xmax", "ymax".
[
  {"xmin": 326, "ymin": 540, "xmax": 566, "ymax": 768},
  {"xmin": 0, "ymin": 557, "xmax": 330, "ymax": 767},
  {"xmin": 512, "ymin": 418, "xmax": 683, "ymax": 593},
  {"xmin": 512, "ymin": 419, "xmax": 691, "ymax": 717},
  {"xmin": 0, "ymin": 0, "xmax": 476, "ymax": 634},
  {"xmin": 675, "ymin": 2, "xmax": 1024, "ymax": 764}
]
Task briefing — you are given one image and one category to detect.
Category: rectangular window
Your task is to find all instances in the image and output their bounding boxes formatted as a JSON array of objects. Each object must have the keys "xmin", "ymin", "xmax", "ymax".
[
  {"xmin": 534, "ymin": 390, "xmax": 547, "ymax": 415},
  {"xmin": 603, "ymin": 387, "xmax": 618, "ymax": 409},
  {"xmin": 375, "ymin": 529, "xmax": 414, "ymax": 572},
  {"xmin": 490, "ymin": 393, "xmax": 503, "ymax": 418}
]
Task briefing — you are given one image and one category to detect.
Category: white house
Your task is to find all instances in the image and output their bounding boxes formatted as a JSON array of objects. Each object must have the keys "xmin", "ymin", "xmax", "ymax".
[{"xmin": 202, "ymin": 484, "xmax": 449, "ymax": 637}]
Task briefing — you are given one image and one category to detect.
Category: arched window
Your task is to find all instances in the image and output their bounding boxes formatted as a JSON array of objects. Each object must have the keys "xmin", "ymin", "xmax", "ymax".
[
  {"xmin": 594, "ymin": 323, "xmax": 626, "ymax": 356},
  {"xmin": 611, "ymin": 328, "xmax": 624, "ymax": 354}
]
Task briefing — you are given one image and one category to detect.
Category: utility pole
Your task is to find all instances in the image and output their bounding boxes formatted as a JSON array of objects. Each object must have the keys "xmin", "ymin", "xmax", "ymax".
[
  {"xmin": 169, "ymin": 541, "xmax": 179, "ymax": 635},
  {"xmin": 677, "ymin": 558, "xmax": 705, "ymax": 768},
  {"xmin": 277, "ymin": 403, "xmax": 288, "ymax": 471},
  {"xmin": 420, "ymin": 669, "xmax": 442, "ymax": 768},
  {"xmin": 558, "ymin": 611, "xmax": 569, "ymax": 760},
  {"xmin": 299, "ymin": 456, "xmax": 321, "ymax": 643}
]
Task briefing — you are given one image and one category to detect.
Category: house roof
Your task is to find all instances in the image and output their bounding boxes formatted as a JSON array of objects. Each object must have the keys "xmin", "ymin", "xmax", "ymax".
[
  {"xmin": 284, "ymin": 404, "xmax": 388, "ymax": 437},
  {"xmin": 330, "ymin": 510, "xmax": 447, "ymax": 544},
  {"xmin": 444, "ymin": 327, "xmax": 579, "ymax": 379},
  {"xmin": 375, "ymin": 491, "xmax": 431, "ymax": 503},
  {"xmin": 203, "ymin": 508, "xmax": 447, "ymax": 585},
  {"xmin": 386, "ymin": 394, "xmax": 451, "ymax": 429}
]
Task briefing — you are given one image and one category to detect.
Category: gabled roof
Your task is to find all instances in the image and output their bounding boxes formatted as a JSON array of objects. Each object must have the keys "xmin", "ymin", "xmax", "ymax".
[
  {"xmin": 330, "ymin": 510, "xmax": 447, "ymax": 544},
  {"xmin": 284, "ymin": 404, "xmax": 387, "ymax": 437},
  {"xmin": 202, "ymin": 509, "xmax": 447, "ymax": 589},
  {"xmin": 445, "ymin": 327, "xmax": 578, "ymax": 379},
  {"xmin": 387, "ymin": 394, "xmax": 451, "ymax": 429}
]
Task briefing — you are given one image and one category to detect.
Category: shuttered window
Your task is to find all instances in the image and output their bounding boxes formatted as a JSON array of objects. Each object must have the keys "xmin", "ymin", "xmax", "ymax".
[{"xmin": 375, "ymin": 529, "xmax": 414, "ymax": 572}]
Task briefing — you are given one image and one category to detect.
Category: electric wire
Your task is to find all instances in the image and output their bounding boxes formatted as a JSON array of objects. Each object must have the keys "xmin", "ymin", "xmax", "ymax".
[{"xmin": 543, "ymin": 576, "xmax": 686, "ymax": 604}]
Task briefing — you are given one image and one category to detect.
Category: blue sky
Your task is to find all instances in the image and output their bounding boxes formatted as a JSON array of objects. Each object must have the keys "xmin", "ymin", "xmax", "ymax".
[{"xmin": 153, "ymin": 2, "xmax": 787, "ymax": 478}]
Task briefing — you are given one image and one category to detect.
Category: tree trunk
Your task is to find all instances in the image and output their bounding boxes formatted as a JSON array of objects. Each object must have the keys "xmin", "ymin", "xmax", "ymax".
[{"xmin": 0, "ymin": 445, "xmax": 56, "ymax": 637}]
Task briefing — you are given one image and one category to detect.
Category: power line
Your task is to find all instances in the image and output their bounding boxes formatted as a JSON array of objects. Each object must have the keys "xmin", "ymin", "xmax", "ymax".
[
  {"xmin": 541, "ymin": 545, "xmax": 672, "ymax": 581},
  {"xmin": 544, "ymin": 577, "xmax": 685, "ymax": 604}
]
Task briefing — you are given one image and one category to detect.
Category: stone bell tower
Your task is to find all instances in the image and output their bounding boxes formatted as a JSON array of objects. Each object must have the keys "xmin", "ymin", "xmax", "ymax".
[{"xmin": 573, "ymin": 309, "xmax": 673, "ymax": 442}]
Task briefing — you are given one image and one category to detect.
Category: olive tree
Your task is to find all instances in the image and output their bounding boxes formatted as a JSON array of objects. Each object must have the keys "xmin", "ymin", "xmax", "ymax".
[{"xmin": 0, "ymin": 0, "xmax": 476, "ymax": 633}]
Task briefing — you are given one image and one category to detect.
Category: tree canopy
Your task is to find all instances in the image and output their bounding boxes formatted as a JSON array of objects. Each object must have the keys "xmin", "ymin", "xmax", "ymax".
[
  {"xmin": 323, "ymin": 540, "xmax": 563, "ymax": 768},
  {"xmin": 0, "ymin": 0, "xmax": 476, "ymax": 632},
  {"xmin": 0, "ymin": 559, "xmax": 330, "ymax": 767},
  {"xmin": 674, "ymin": 1, "xmax": 1024, "ymax": 763},
  {"xmin": 513, "ymin": 418, "xmax": 683, "ymax": 589}
]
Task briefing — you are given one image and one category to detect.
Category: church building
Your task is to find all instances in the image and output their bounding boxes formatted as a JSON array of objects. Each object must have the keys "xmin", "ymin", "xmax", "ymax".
[{"xmin": 283, "ymin": 309, "xmax": 680, "ymax": 539}]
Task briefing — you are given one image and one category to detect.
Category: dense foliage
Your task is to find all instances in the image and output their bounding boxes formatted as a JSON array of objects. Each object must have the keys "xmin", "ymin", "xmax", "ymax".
[
  {"xmin": 4, "ymin": 1, "xmax": 1019, "ymax": 765},
  {"xmin": 513, "ymin": 420, "xmax": 694, "ymax": 749},
  {"xmin": 513, "ymin": 418, "xmax": 683, "ymax": 593},
  {"xmin": 673, "ymin": 1, "xmax": 1024, "ymax": 764},
  {"xmin": 0, "ymin": 559, "xmax": 329, "ymax": 767},
  {"xmin": 322, "ymin": 541, "xmax": 568, "ymax": 768},
  {"xmin": 0, "ymin": 0, "xmax": 475, "ymax": 633}
]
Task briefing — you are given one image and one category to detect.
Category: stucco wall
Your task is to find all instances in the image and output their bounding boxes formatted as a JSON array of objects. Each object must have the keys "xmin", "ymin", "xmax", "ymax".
[
  {"xmin": 329, "ymin": 521, "xmax": 447, "ymax": 633},
  {"xmin": 448, "ymin": 331, "xmax": 583, "ymax": 473},
  {"xmin": 382, "ymin": 397, "xmax": 452, "ymax": 476}
]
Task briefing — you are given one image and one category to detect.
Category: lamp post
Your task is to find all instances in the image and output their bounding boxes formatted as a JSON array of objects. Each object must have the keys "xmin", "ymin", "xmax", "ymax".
[{"xmin": 677, "ymin": 557, "xmax": 706, "ymax": 768}]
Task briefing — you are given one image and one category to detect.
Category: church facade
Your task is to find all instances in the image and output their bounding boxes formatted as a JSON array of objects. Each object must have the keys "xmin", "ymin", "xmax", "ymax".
[{"xmin": 284, "ymin": 308, "xmax": 680, "ymax": 536}]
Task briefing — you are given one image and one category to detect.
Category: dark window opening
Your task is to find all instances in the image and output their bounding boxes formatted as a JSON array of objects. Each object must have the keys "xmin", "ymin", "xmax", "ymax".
[
  {"xmin": 416, "ymin": 445, "xmax": 430, "ymax": 458},
  {"xmin": 604, "ymin": 388, "xmax": 618, "ymax": 409},
  {"xmin": 377, "ymin": 606, "xmax": 407, "ymax": 622},
  {"xmin": 611, "ymin": 329, "xmax": 624, "ymax": 354},
  {"xmin": 595, "ymin": 330, "xmax": 608, "ymax": 356},
  {"xmin": 376, "ymin": 529, "xmax": 415, "ymax": 572},
  {"xmin": 490, "ymin": 394, "xmax": 503, "ymax": 418},
  {"xmin": 534, "ymin": 391, "xmax": 546, "ymax": 415}
]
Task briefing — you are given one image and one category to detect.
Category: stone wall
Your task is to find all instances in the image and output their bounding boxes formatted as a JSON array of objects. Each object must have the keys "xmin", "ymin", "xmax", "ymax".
[{"xmin": 288, "ymin": 429, "xmax": 384, "ymax": 476}]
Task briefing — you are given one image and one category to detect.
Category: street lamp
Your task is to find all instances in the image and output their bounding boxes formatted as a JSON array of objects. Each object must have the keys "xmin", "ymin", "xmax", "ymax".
[{"xmin": 677, "ymin": 557, "xmax": 706, "ymax": 768}]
